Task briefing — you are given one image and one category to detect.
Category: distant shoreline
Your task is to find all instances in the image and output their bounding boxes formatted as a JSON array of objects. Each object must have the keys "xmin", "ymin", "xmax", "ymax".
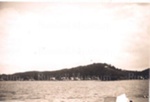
[{"xmin": 0, "ymin": 63, "xmax": 149, "ymax": 81}]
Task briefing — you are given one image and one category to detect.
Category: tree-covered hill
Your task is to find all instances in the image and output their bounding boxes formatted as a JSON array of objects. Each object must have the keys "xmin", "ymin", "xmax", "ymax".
[{"xmin": 0, "ymin": 63, "xmax": 149, "ymax": 81}]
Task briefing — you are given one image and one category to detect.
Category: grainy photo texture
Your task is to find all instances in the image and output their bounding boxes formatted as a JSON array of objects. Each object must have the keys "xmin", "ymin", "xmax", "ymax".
[{"xmin": 0, "ymin": 2, "xmax": 149, "ymax": 102}]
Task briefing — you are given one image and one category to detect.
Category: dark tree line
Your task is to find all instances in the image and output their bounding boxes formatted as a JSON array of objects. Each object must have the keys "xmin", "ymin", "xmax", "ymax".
[{"xmin": 0, "ymin": 63, "xmax": 149, "ymax": 81}]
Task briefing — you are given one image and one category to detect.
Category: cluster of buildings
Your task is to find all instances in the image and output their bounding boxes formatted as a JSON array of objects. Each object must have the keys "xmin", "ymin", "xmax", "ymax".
[
  {"xmin": 0, "ymin": 74, "xmax": 112, "ymax": 81},
  {"xmin": 0, "ymin": 73, "xmax": 148, "ymax": 81}
]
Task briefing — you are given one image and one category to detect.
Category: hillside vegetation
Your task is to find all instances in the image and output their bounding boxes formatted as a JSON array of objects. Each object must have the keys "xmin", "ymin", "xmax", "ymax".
[{"xmin": 0, "ymin": 63, "xmax": 149, "ymax": 81}]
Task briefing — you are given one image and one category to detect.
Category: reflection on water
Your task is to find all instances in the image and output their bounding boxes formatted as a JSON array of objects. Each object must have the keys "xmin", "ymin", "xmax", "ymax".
[{"xmin": 0, "ymin": 80, "xmax": 148, "ymax": 102}]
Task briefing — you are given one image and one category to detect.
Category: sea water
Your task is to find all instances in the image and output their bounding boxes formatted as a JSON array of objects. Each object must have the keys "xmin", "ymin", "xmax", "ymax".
[{"xmin": 0, "ymin": 80, "xmax": 148, "ymax": 102}]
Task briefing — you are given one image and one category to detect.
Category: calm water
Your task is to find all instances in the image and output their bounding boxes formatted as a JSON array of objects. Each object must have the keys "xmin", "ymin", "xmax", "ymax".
[{"xmin": 0, "ymin": 80, "xmax": 149, "ymax": 102}]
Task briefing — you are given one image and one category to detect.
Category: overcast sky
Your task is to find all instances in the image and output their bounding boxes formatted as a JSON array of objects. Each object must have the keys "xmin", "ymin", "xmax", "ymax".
[{"xmin": 0, "ymin": 2, "xmax": 149, "ymax": 74}]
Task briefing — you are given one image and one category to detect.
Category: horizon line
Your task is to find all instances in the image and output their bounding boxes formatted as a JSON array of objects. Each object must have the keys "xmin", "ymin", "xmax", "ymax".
[{"xmin": 1, "ymin": 62, "xmax": 149, "ymax": 75}]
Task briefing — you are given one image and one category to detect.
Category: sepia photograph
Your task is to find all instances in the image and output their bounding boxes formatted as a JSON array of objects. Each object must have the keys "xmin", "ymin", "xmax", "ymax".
[{"xmin": 0, "ymin": 2, "xmax": 149, "ymax": 102}]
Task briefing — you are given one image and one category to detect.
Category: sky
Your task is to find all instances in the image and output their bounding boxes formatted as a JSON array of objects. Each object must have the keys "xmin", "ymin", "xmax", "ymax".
[{"xmin": 0, "ymin": 2, "xmax": 150, "ymax": 74}]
